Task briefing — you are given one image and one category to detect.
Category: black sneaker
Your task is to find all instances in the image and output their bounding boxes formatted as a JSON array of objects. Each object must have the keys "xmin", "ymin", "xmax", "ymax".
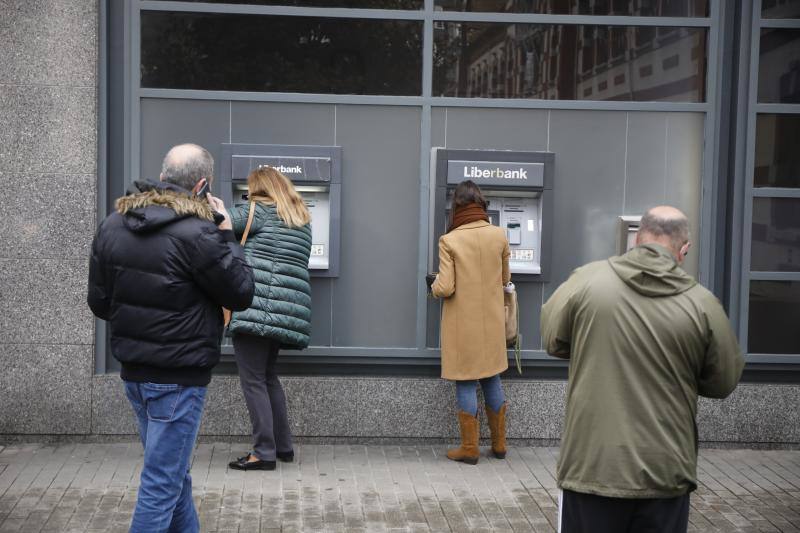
[
  {"xmin": 276, "ymin": 450, "xmax": 294, "ymax": 463},
  {"xmin": 228, "ymin": 454, "xmax": 276, "ymax": 471}
]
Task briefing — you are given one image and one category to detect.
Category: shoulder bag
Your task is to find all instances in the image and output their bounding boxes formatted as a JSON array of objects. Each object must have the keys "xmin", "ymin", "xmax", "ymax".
[{"xmin": 504, "ymin": 283, "xmax": 522, "ymax": 374}]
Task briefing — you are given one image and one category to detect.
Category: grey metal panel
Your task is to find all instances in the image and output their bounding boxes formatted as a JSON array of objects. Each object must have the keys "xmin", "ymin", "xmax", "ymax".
[
  {"xmin": 431, "ymin": 108, "xmax": 447, "ymax": 146},
  {"xmin": 544, "ymin": 110, "xmax": 628, "ymax": 296},
  {"xmin": 309, "ymin": 279, "xmax": 333, "ymax": 346},
  {"xmin": 441, "ymin": 108, "xmax": 549, "ymax": 151},
  {"xmin": 517, "ymin": 282, "xmax": 543, "ymax": 351},
  {"xmin": 624, "ymin": 112, "xmax": 667, "ymax": 214},
  {"xmin": 332, "ymin": 105, "xmax": 422, "ymax": 347},
  {"xmin": 230, "ymin": 102, "xmax": 335, "ymax": 146},
  {"xmin": 665, "ymin": 113, "xmax": 705, "ymax": 279},
  {"xmin": 625, "ymin": 112, "xmax": 704, "ymax": 279},
  {"xmin": 139, "ymin": 99, "xmax": 230, "ymax": 187}
]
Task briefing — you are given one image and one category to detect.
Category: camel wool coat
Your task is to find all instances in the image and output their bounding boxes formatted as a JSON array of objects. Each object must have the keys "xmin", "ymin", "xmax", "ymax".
[{"xmin": 432, "ymin": 220, "xmax": 511, "ymax": 380}]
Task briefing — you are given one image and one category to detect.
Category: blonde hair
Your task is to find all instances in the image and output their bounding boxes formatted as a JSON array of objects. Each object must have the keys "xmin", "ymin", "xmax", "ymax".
[{"xmin": 247, "ymin": 166, "xmax": 311, "ymax": 227}]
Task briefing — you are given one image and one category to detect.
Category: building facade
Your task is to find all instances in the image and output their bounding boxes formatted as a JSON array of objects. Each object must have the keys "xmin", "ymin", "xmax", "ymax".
[{"xmin": 1, "ymin": 0, "xmax": 799, "ymax": 443}]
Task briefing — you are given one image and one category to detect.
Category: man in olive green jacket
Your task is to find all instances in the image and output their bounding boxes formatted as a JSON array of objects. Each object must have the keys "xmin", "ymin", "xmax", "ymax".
[{"xmin": 541, "ymin": 206, "xmax": 744, "ymax": 533}]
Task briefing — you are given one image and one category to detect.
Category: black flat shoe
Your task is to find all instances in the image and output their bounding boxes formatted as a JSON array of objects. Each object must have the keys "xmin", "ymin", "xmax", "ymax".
[
  {"xmin": 228, "ymin": 454, "xmax": 276, "ymax": 471},
  {"xmin": 276, "ymin": 450, "xmax": 294, "ymax": 463}
]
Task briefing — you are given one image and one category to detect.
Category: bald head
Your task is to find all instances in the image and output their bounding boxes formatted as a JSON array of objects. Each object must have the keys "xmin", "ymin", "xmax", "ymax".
[
  {"xmin": 160, "ymin": 143, "xmax": 214, "ymax": 192},
  {"xmin": 636, "ymin": 206, "xmax": 691, "ymax": 263}
]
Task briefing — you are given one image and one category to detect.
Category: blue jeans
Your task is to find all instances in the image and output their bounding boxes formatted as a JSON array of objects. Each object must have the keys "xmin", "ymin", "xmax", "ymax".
[
  {"xmin": 124, "ymin": 381, "xmax": 207, "ymax": 533},
  {"xmin": 456, "ymin": 374, "xmax": 505, "ymax": 415}
]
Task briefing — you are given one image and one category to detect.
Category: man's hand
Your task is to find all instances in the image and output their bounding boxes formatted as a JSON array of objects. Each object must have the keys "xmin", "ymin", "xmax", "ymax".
[{"xmin": 207, "ymin": 194, "xmax": 233, "ymax": 231}]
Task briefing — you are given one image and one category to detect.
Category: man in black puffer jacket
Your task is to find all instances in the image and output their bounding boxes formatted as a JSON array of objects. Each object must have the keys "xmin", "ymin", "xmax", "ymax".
[{"xmin": 87, "ymin": 143, "xmax": 254, "ymax": 533}]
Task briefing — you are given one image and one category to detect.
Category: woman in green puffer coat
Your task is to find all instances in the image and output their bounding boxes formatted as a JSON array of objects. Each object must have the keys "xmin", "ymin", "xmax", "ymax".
[{"xmin": 226, "ymin": 166, "xmax": 312, "ymax": 472}]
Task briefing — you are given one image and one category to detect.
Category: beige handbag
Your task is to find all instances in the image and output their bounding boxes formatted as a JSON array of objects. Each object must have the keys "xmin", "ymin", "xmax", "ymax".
[
  {"xmin": 223, "ymin": 201, "xmax": 256, "ymax": 327},
  {"xmin": 504, "ymin": 283, "xmax": 522, "ymax": 374}
]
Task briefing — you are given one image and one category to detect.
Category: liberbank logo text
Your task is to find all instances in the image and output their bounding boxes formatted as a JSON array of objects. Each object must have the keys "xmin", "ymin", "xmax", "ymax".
[
  {"xmin": 463, "ymin": 166, "xmax": 528, "ymax": 180},
  {"xmin": 259, "ymin": 164, "xmax": 303, "ymax": 175}
]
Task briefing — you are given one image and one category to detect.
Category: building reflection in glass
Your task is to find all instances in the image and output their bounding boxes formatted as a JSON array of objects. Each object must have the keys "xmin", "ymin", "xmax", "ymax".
[
  {"xmin": 759, "ymin": 29, "xmax": 800, "ymax": 104},
  {"xmin": 433, "ymin": 22, "xmax": 707, "ymax": 101},
  {"xmin": 749, "ymin": 280, "xmax": 800, "ymax": 354},
  {"xmin": 751, "ymin": 198, "xmax": 800, "ymax": 273},
  {"xmin": 762, "ymin": 0, "xmax": 800, "ymax": 19}
]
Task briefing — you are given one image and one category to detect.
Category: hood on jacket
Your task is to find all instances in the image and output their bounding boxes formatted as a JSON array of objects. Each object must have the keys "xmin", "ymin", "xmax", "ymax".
[
  {"xmin": 608, "ymin": 243, "xmax": 697, "ymax": 297},
  {"xmin": 115, "ymin": 179, "xmax": 219, "ymax": 233}
]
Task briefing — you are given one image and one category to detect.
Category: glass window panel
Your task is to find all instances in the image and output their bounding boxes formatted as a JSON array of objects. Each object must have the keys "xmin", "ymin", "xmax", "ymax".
[
  {"xmin": 751, "ymin": 198, "xmax": 800, "ymax": 272},
  {"xmin": 433, "ymin": 0, "xmax": 708, "ymax": 16},
  {"xmin": 141, "ymin": 12, "xmax": 423, "ymax": 95},
  {"xmin": 755, "ymin": 114, "xmax": 800, "ymax": 188},
  {"xmin": 762, "ymin": 0, "xmax": 800, "ymax": 19},
  {"xmin": 433, "ymin": 23, "xmax": 707, "ymax": 102},
  {"xmin": 748, "ymin": 280, "xmax": 800, "ymax": 354},
  {"xmin": 758, "ymin": 29, "xmax": 800, "ymax": 103},
  {"xmin": 147, "ymin": 0, "xmax": 422, "ymax": 7}
]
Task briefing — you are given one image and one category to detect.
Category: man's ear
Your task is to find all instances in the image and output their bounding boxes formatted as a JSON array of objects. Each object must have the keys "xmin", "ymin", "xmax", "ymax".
[{"xmin": 679, "ymin": 242, "xmax": 691, "ymax": 263}]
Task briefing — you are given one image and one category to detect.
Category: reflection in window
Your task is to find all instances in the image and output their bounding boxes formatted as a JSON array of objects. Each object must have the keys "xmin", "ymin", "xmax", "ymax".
[
  {"xmin": 433, "ymin": 23, "xmax": 707, "ymax": 102},
  {"xmin": 751, "ymin": 198, "xmax": 800, "ymax": 272},
  {"xmin": 755, "ymin": 115, "xmax": 800, "ymax": 188},
  {"xmin": 141, "ymin": 12, "xmax": 423, "ymax": 95},
  {"xmin": 759, "ymin": 29, "xmax": 800, "ymax": 103},
  {"xmin": 147, "ymin": 0, "xmax": 423, "ymax": 7},
  {"xmin": 434, "ymin": 0, "xmax": 708, "ymax": 16},
  {"xmin": 749, "ymin": 281, "xmax": 800, "ymax": 354},
  {"xmin": 762, "ymin": 0, "xmax": 800, "ymax": 18}
]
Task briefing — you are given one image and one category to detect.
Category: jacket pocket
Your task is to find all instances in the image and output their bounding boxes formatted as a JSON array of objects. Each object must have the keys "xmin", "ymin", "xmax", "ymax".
[{"xmin": 142, "ymin": 383, "xmax": 182, "ymax": 422}]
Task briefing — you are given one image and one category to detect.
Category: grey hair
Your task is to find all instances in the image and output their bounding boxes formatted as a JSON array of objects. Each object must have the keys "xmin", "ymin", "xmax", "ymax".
[
  {"xmin": 160, "ymin": 144, "xmax": 214, "ymax": 192},
  {"xmin": 639, "ymin": 208, "xmax": 690, "ymax": 252}
]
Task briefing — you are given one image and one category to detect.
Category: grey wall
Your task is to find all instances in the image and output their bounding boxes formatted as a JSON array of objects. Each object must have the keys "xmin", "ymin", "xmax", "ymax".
[
  {"xmin": 0, "ymin": 1, "xmax": 97, "ymax": 433},
  {"xmin": 428, "ymin": 108, "xmax": 703, "ymax": 351},
  {"xmin": 140, "ymin": 100, "xmax": 422, "ymax": 349}
]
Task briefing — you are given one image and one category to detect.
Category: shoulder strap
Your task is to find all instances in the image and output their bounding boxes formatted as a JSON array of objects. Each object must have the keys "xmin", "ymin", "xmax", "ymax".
[{"xmin": 240, "ymin": 201, "xmax": 256, "ymax": 246}]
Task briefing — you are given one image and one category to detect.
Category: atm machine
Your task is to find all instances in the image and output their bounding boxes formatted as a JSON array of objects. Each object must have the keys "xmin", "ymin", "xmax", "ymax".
[
  {"xmin": 616, "ymin": 215, "xmax": 642, "ymax": 255},
  {"xmin": 219, "ymin": 143, "xmax": 341, "ymax": 277},
  {"xmin": 431, "ymin": 148, "xmax": 554, "ymax": 280}
]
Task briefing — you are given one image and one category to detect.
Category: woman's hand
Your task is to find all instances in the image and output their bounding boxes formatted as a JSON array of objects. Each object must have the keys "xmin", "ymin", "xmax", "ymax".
[{"xmin": 207, "ymin": 194, "xmax": 233, "ymax": 231}]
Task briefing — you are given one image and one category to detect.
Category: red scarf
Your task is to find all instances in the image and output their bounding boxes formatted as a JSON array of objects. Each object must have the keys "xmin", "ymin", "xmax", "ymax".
[{"xmin": 448, "ymin": 202, "xmax": 489, "ymax": 232}]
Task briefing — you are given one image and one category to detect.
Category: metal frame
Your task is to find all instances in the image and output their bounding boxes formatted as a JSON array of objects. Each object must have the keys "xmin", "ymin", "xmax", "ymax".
[
  {"xmin": 736, "ymin": 0, "xmax": 800, "ymax": 363},
  {"xmin": 99, "ymin": 0, "xmax": 728, "ymax": 370}
]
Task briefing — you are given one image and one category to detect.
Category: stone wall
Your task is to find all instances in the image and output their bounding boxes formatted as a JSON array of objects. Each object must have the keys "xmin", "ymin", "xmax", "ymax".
[
  {"xmin": 0, "ymin": 1, "xmax": 98, "ymax": 433},
  {"xmin": 92, "ymin": 376, "xmax": 800, "ymax": 445}
]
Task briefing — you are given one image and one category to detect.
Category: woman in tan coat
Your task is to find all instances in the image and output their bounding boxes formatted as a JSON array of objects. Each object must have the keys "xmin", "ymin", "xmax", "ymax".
[{"xmin": 431, "ymin": 180, "xmax": 511, "ymax": 465}]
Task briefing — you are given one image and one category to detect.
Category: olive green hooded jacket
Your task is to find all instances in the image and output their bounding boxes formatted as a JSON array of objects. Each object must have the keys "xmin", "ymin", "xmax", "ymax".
[
  {"xmin": 227, "ymin": 202, "xmax": 312, "ymax": 349},
  {"xmin": 541, "ymin": 244, "xmax": 744, "ymax": 499}
]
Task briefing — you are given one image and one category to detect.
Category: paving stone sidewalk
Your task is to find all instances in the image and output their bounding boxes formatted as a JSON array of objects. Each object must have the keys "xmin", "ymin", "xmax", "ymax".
[{"xmin": 0, "ymin": 442, "xmax": 798, "ymax": 532}]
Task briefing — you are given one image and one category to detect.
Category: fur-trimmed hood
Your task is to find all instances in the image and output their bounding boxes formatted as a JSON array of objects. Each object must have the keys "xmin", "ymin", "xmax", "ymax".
[{"xmin": 115, "ymin": 180, "xmax": 219, "ymax": 233}]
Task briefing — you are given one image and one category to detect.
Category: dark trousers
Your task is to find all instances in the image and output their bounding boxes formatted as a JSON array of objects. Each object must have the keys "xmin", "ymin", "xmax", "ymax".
[
  {"xmin": 560, "ymin": 489, "xmax": 690, "ymax": 533},
  {"xmin": 233, "ymin": 334, "xmax": 293, "ymax": 461}
]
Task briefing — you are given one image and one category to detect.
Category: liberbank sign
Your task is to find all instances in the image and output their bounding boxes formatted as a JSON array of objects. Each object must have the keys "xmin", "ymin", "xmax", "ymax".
[{"xmin": 446, "ymin": 160, "xmax": 545, "ymax": 188}]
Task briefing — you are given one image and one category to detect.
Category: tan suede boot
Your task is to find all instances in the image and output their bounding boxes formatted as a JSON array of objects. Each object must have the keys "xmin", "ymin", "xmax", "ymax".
[
  {"xmin": 486, "ymin": 403, "xmax": 507, "ymax": 459},
  {"xmin": 446, "ymin": 411, "xmax": 480, "ymax": 465}
]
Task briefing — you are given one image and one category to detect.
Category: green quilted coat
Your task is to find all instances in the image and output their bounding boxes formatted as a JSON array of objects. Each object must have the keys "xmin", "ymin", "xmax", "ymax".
[{"xmin": 227, "ymin": 202, "xmax": 312, "ymax": 349}]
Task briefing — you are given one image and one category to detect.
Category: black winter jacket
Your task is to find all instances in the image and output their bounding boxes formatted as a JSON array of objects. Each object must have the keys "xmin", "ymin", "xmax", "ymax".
[{"xmin": 87, "ymin": 181, "xmax": 255, "ymax": 386}]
